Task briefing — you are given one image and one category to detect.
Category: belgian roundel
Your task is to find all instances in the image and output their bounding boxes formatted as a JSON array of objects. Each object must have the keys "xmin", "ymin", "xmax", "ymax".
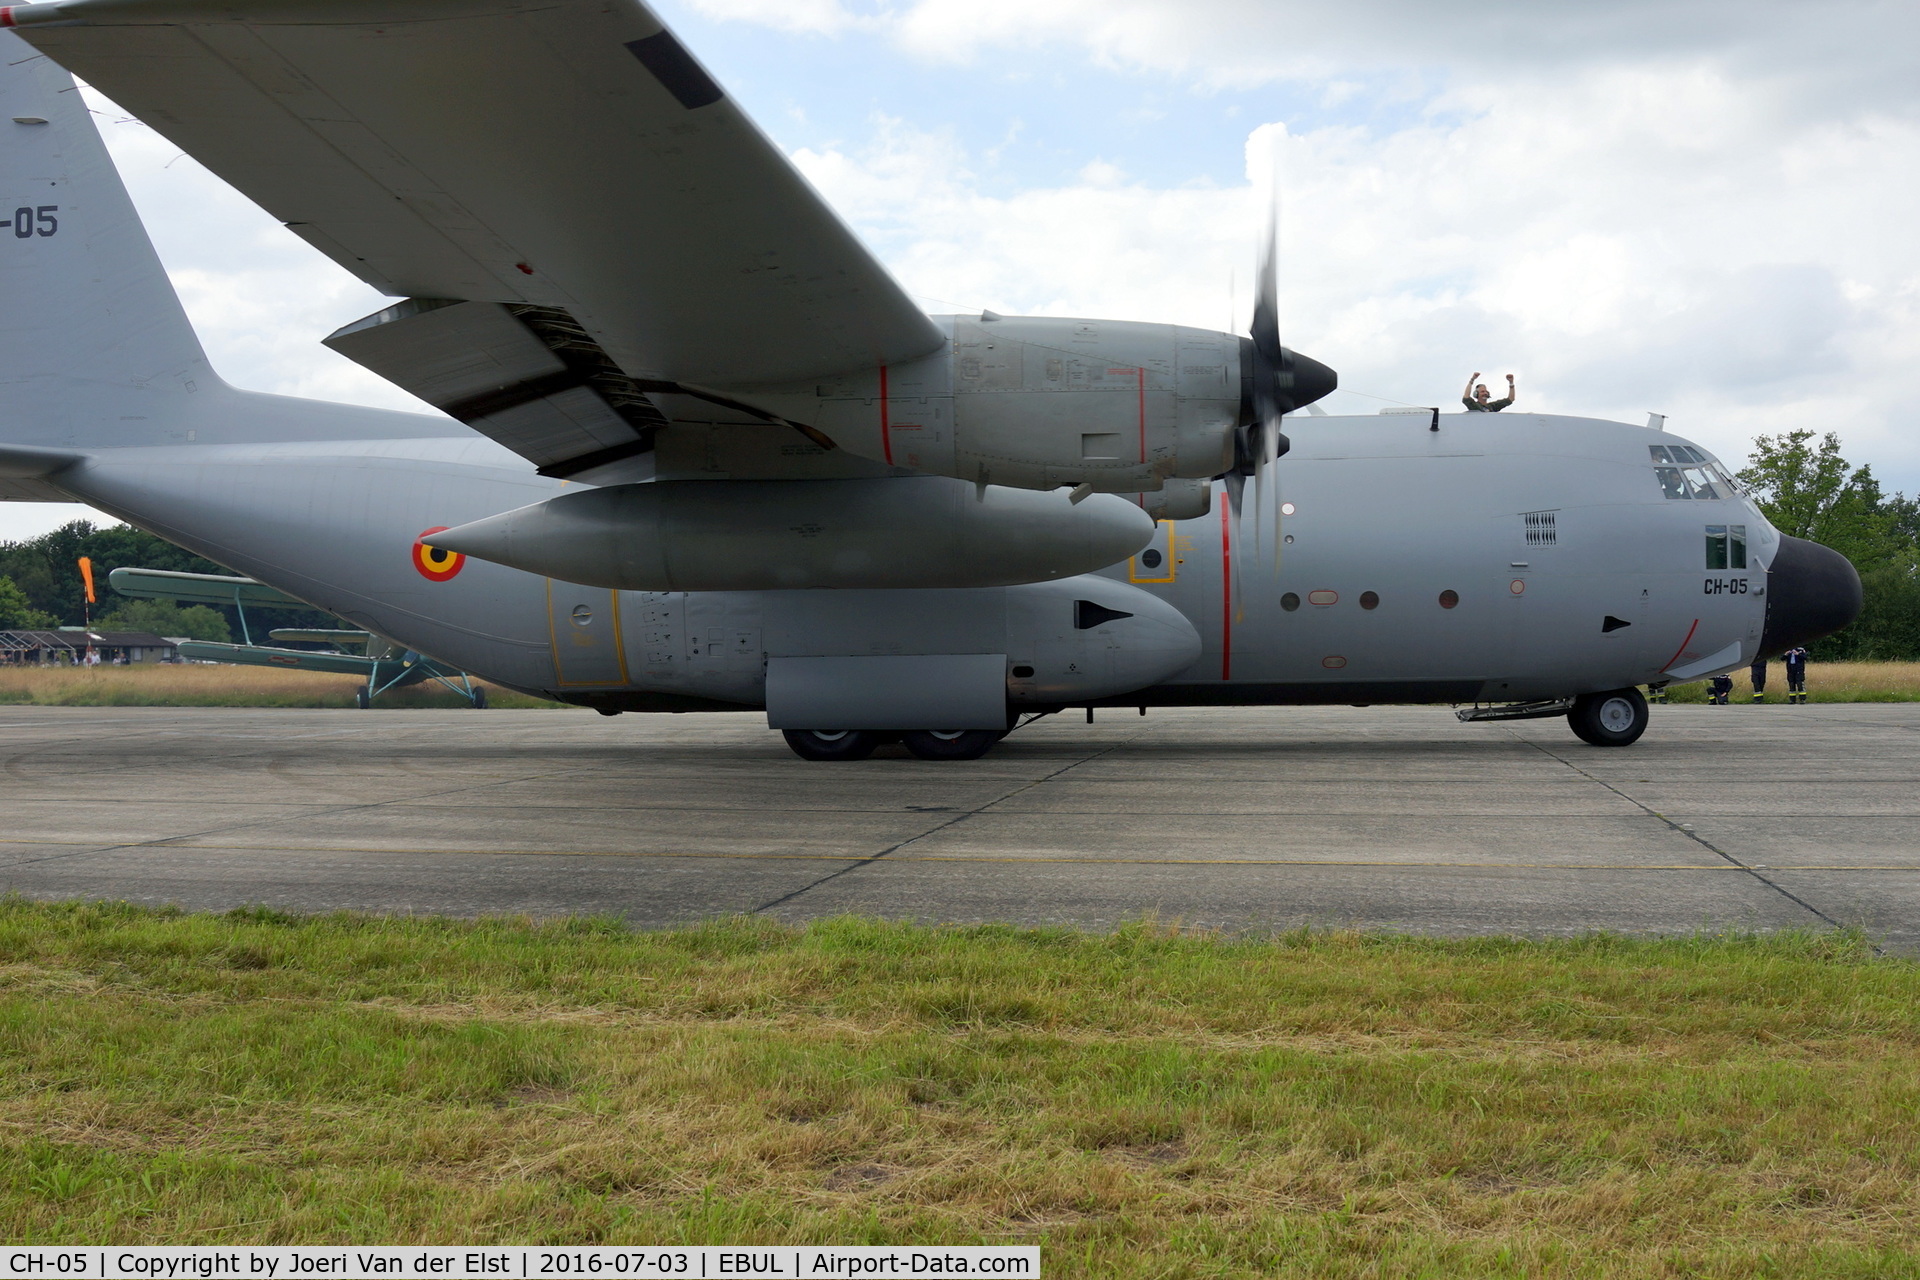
[{"xmin": 413, "ymin": 527, "xmax": 466, "ymax": 582}]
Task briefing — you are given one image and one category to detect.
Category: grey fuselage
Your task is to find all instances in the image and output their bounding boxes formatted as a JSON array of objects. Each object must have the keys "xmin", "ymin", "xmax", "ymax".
[{"xmin": 46, "ymin": 399, "xmax": 1773, "ymax": 714}]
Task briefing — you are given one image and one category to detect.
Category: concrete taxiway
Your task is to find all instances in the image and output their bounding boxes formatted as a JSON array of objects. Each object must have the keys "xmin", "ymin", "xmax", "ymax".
[{"xmin": 4, "ymin": 703, "xmax": 1918, "ymax": 948}]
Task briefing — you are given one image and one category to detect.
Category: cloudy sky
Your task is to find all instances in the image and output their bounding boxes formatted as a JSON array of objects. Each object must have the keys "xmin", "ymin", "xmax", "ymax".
[{"xmin": 6, "ymin": 0, "xmax": 1916, "ymax": 540}]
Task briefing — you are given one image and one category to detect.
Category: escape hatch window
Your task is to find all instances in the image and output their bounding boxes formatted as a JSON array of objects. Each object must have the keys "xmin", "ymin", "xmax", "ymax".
[{"xmin": 1705, "ymin": 524, "xmax": 1748, "ymax": 570}]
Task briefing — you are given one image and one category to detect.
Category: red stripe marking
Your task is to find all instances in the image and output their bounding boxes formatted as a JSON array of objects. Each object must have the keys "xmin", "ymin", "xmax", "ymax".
[
  {"xmin": 1, "ymin": 9, "xmax": 16, "ymax": 27},
  {"xmin": 1137, "ymin": 367, "xmax": 1147, "ymax": 463},
  {"xmin": 1220, "ymin": 500, "xmax": 1233, "ymax": 680},
  {"xmin": 1659, "ymin": 618, "xmax": 1701, "ymax": 672},
  {"xmin": 878, "ymin": 365, "xmax": 892, "ymax": 466}
]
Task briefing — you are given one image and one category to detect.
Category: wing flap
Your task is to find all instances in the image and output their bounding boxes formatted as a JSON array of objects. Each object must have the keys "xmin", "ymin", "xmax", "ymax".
[
  {"xmin": 323, "ymin": 298, "xmax": 666, "ymax": 476},
  {"xmin": 16, "ymin": 0, "xmax": 944, "ymax": 385}
]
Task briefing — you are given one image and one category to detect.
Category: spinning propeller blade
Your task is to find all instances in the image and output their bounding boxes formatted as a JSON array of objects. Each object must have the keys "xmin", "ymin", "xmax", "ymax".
[{"xmin": 1224, "ymin": 186, "xmax": 1338, "ymax": 605}]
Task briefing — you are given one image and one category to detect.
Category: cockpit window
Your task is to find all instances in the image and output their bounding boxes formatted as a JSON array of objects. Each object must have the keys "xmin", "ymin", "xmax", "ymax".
[{"xmin": 1650, "ymin": 446, "xmax": 1741, "ymax": 500}]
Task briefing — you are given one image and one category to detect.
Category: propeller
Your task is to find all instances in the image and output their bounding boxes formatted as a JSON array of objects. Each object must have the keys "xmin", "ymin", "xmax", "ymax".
[{"xmin": 1223, "ymin": 200, "xmax": 1337, "ymax": 606}]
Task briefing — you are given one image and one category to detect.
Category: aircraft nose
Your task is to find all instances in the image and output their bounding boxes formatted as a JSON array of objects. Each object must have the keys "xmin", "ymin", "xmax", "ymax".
[{"xmin": 1759, "ymin": 534, "xmax": 1862, "ymax": 656}]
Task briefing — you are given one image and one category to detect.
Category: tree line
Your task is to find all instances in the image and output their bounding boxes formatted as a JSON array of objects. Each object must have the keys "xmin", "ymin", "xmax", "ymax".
[
  {"xmin": 0, "ymin": 429, "xmax": 1915, "ymax": 659},
  {"xmin": 1737, "ymin": 430, "xmax": 1920, "ymax": 660},
  {"xmin": 0, "ymin": 520, "xmax": 333, "ymax": 641}
]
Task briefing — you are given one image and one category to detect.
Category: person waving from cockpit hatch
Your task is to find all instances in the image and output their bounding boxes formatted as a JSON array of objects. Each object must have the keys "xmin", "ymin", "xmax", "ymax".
[{"xmin": 1463, "ymin": 372, "xmax": 1516, "ymax": 412}]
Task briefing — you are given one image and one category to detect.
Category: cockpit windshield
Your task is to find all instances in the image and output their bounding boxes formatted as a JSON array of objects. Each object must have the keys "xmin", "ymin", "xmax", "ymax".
[{"xmin": 1650, "ymin": 445, "xmax": 1741, "ymax": 500}]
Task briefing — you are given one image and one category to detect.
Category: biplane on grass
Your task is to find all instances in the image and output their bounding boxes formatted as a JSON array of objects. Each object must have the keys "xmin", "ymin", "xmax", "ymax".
[{"xmin": 109, "ymin": 568, "xmax": 488, "ymax": 709}]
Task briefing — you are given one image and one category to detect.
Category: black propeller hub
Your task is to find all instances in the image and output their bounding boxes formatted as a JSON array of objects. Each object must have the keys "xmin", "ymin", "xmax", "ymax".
[
  {"xmin": 1237, "ymin": 337, "xmax": 1338, "ymax": 422},
  {"xmin": 1234, "ymin": 338, "xmax": 1338, "ymax": 472},
  {"xmin": 1224, "ymin": 209, "xmax": 1338, "ymax": 481}
]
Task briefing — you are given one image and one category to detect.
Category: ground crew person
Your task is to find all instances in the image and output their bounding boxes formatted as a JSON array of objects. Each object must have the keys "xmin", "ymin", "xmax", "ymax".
[
  {"xmin": 1463, "ymin": 372, "xmax": 1516, "ymax": 412},
  {"xmin": 1749, "ymin": 658, "xmax": 1767, "ymax": 704},
  {"xmin": 1709, "ymin": 673, "xmax": 1733, "ymax": 705},
  {"xmin": 1784, "ymin": 647, "xmax": 1809, "ymax": 703}
]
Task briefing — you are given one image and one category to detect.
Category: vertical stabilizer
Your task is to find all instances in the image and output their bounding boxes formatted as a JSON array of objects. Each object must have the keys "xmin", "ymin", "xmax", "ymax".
[{"xmin": 0, "ymin": 30, "xmax": 215, "ymax": 452}]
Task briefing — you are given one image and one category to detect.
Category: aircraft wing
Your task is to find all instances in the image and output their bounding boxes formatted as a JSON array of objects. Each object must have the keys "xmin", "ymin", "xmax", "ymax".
[
  {"xmin": 177, "ymin": 640, "xmax": 379, "ymax": 676},
  {"xmin": 12, "ymin": 0, "xmax": 943, "ymax": 398},
  {"xmin": 108, "ymin": 567, "xmax": 309, "ymax": 608},
  {"xmin": 268, "ymin": 628, "xmax": 373, "ymax": 647}
]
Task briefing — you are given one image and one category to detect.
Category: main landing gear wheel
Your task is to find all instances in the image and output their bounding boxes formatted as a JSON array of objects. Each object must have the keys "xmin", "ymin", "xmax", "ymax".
[
  {"xmin": 900, "ymin": 730, "xmax": 1004, "ymax": 761},
  {"xmin": 471, "ymin": 687, "xmax": 488, "ymax": 710},
  {"xmin": 1568, "ymin": 687, "xmax": 1649, "ymax": 747},
  {"xmin": 354, "ymin": 688, "xmax": 371, "ymax": 710},
  {"xmin": 782, "ymin": 730, "xmax": 882, "ymax": 761}
]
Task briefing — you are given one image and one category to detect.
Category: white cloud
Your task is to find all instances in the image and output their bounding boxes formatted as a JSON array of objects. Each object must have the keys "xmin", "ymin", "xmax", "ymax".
[
  {"xmin": 5, "ymin": 0, "xmax": 1912, "ymax": 563},
  {"xmin": 680, "ymin": 0, "xmax": 1920, "ymax": 481},
  {"xmin": 792, "ymin": 56, "xmax": 1920, "ymax": 484},
  {"xmin": 82, "ymin": 90, "xmax": 435, "ymax": 416},
  {"xmin": 0, "ymin": 502, "xmax": 106, "ymax": 544},
  {"xmin": 0, "ymin": 92, "xmax": 435, "ymax": 543},
  {"xmin": 884, "ymin": 0, "xmax": 1917, "ymax": 115},
  {"xmin": 684, "ymin": 0, "xmax": 870, "ymax": 35}
]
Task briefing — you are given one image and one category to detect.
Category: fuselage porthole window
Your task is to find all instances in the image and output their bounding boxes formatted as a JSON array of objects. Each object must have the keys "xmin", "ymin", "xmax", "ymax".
[
  {"xmin": 1360, "ymin": 591, "xmax": 1379, "ymax": 610},
  {"xmin": 1438, "ymin": 590, "xmax": 1459, "ymax": 610},
  {"xmin": 1280, "ymin": 592, "xmax": 1301, "ymax": 612}
]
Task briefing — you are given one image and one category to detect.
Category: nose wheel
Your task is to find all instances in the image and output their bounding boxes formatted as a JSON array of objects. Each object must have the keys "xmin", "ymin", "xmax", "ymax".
[{"xmin": 1567, "ymin": 687, "xmax": 1649, "ymax": 746}]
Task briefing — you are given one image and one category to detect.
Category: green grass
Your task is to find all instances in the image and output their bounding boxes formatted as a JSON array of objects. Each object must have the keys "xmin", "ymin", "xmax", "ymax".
[{"xmin": 3, "ymin": 901, "xmax": 1919, "ymax": 1276}]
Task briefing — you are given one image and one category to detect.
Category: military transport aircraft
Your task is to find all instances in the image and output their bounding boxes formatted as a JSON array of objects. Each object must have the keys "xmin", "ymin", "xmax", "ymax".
[{"xmin": 0, "ymin": 0, "xmax": 1860, "ymax": 760}]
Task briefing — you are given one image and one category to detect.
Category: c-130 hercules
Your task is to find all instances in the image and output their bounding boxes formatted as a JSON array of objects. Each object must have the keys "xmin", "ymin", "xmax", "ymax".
[{"xmin": 0, "ymin": 0, "xmax": 1861, "ymax": 760}]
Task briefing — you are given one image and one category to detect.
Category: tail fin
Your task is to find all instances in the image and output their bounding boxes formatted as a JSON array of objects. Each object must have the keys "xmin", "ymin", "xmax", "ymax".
[{"xmin": 0, "ymin": 31, "xmax": 216, "ymax": 454}]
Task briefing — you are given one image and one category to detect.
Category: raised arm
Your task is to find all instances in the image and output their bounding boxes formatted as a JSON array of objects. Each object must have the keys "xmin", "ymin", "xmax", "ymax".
[{"xmin": 1463, "ymin": 371, "xmax": 1480, "ymax": 401}]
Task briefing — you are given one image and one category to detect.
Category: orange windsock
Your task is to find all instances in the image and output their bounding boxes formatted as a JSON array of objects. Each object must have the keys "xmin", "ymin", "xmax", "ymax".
[{"xmin": 77, "ymin": 556, "xmax": 95, "ymax": 604}]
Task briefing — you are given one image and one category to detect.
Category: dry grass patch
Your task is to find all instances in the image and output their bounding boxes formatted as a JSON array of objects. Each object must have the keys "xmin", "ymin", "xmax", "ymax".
[
  {"xmin": 0, "ymin": 664, "xmax": 559, "ymax": 709},
  {"xmin": 1665, "ymin": 660, "xmax": 1920, "ymax": 702},
  {"xmin": 1, "ymin": 902, "xmax": 1918, "ymax": 1276}
]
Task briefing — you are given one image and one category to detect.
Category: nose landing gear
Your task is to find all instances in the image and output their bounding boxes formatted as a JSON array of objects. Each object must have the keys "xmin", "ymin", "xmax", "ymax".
[{"xmin": 1567, "ymin": 687, "xmax": 1649, "ymax": 746}]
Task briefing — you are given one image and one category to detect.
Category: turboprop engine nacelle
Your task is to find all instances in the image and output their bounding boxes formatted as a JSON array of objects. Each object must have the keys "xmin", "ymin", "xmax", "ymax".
[
  {"xmin": 428, "ymin": 476, "xmax": 1153, "ymax": 592},
  {"xmin": 737, "ymin": 315, "xmax": 1336, "ymax": 500}
]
